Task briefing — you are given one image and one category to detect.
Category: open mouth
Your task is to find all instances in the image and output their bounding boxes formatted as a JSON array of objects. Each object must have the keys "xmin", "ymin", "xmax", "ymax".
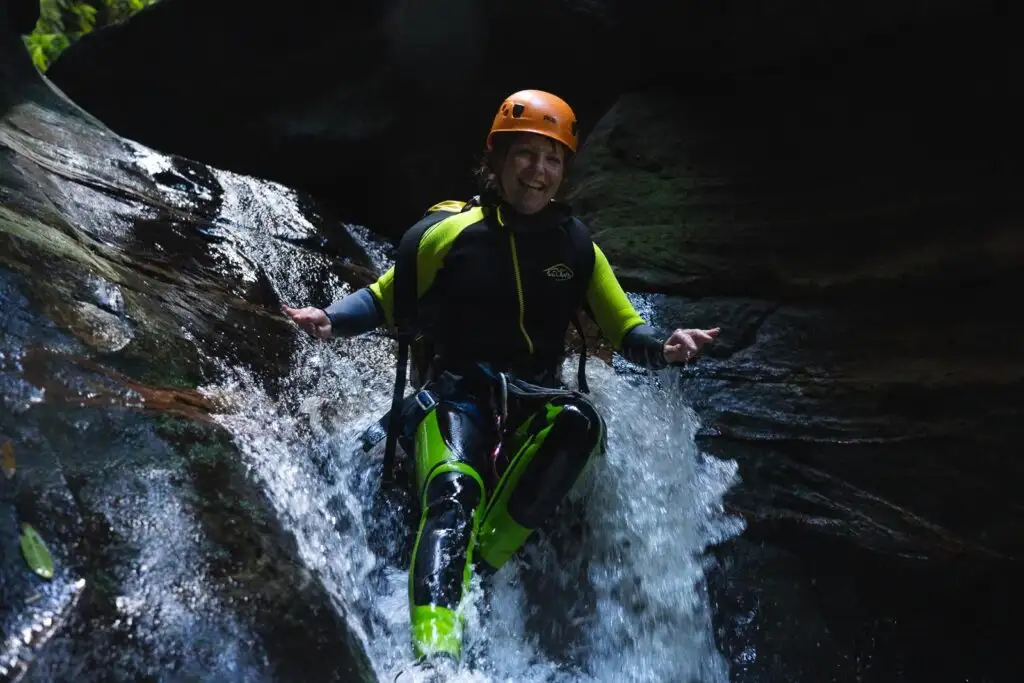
[{"xmin": 519, "ymin": 180, "xmax": 545, "ymax": 191}]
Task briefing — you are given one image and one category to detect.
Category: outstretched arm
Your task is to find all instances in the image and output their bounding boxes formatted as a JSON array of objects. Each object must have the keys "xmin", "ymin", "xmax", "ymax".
[
  {"xmin": 584, "ymin": 243, "xmax": 718, "ymax": 367},
  {"xmin": 281, "ymin": 287, "xmax": 383, "ymax": 340}
]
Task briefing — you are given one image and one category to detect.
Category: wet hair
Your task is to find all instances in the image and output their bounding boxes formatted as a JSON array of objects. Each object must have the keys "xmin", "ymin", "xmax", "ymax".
[{"xmin": 472, "ymin": 132, "xmax": 575, "ymax": 201}]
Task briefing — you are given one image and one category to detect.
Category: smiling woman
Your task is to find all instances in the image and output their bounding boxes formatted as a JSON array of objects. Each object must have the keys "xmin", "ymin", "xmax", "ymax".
[
  {"xmin": 473, "ymin": 89, "xmax": 579, "ymax": 215},
  {"xmin": 493, "ymin": 133, "xmax": 566, "ymax": 214},
  {"xmin": 281, "ymin": 89, "xmax": 721, "ymax": 679}
]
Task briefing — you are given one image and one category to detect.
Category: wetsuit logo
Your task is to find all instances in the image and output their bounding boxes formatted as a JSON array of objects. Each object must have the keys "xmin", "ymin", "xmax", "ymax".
[{"xmin": 544, "ymin": 263, "xmax": 574, "ymax": 281}]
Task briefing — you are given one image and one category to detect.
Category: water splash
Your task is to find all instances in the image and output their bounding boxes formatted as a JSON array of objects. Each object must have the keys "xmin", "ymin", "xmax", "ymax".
[
  {"xmin": 96, "ymin": 468, "xmax": 267, "ymax": 682},
  {"xmin": 194, "ymin": 177, "xmax": 745, "ymax": 681},
  {"xmin": 447, "ymin": 360, "xmax": 743, "ymax": 683},
  {"xmin": 7, "ymin": 123, "xmax": 746, "ymax": 679},
  {"xmin": 204, "ymin": 338, "xmax": 743, "ymax": 683}
]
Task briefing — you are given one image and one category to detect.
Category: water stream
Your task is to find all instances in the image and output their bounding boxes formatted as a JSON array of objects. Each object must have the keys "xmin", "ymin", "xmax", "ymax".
[
  {"xmin": 7, "ymin": 34, "xmax": 1022, "ymax": 680},
  {"xmin": 2, "ymin": 126, "xmax": 745, "ymax": 681},
  {"xmin": 195, "ymin": 179, "xmax": 747, "ymax": 681}
]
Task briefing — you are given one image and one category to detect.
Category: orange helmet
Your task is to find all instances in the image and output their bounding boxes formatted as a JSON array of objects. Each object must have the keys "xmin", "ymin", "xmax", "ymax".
[{"xmin": 487, "ymin": 89, "xmax": 579, "ymax": 153}]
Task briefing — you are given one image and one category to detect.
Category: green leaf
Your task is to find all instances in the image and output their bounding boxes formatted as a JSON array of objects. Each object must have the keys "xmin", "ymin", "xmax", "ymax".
[
  {"xmin": 19, "ymin": 523, "xmax": 55, "ymax": 580},
  {"xmin": 24, "ymin": 0, "xmax": 160, "ymax": 70}
]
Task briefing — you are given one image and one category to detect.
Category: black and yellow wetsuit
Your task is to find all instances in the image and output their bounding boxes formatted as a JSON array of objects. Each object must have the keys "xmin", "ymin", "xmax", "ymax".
[{"xmin": 324, "ymin": 197, "xmax": 670, "ymax": 662}]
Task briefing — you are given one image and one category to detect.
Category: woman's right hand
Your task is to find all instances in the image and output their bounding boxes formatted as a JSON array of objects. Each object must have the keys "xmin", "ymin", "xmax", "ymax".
[{"xmin": 282, "ymin": 305, "xmax": 332, "ymax": 339}]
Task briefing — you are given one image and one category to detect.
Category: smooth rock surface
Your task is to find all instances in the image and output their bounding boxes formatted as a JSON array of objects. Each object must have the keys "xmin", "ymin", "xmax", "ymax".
[{"xmin": 2, "ymin": 17, "xmax": 379, "ymax": 681}]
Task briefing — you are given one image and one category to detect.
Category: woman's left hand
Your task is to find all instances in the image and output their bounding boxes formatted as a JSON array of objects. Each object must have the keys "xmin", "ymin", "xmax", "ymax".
[{"xmin": 663, "ymin": 327, "xmax": 720, "ymax": 365}]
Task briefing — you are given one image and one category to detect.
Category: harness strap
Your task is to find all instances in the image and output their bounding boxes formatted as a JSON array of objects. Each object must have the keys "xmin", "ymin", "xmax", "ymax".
[
  {"xmin": 374, "ymin": 202, "xmax": 597, "ymax": 478},
  {"xmin": 359, "ymin": 367, "xmax": 584, "ymax": 454},
  {"xmin": 568, "ymin": 218, "xmax": 595, "ymax": 395},
  {"xmin": 381, "ymin": 208, "xmax": 459, "ymax": 481},
  {"xmin": 571, "ymin": 312, "xmax": 590, "ymax": 394}
]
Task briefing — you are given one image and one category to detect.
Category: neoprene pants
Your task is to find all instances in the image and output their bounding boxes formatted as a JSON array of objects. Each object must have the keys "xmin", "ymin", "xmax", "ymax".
[{"xmin": 407, "ymin": 391, "xmax": 605, "ymax": 660}]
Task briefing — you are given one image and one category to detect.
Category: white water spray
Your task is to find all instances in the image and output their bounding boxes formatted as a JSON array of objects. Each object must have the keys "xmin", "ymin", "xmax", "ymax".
[{"xmin": 195, "ymin": 176, "xmax": 745, "ymax": 683}]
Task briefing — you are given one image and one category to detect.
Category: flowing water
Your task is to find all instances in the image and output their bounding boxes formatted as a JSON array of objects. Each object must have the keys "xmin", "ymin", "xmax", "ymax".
[
  {"xmin": 194, "ymin": 186, "xmax": 747, "ymax": 681},
  {"xmin": 206, "ymin": 344, "xmax": 746, "ymax": 683},
  {"xmin": 3, "ymin": 124, "xmax": 746, "ymax": 681}
]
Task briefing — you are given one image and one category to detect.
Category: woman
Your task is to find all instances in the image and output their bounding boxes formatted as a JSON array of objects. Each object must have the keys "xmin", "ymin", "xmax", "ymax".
[{"xmin": 283, "ymin": 89, "xmax": 719, "ymax": 673}]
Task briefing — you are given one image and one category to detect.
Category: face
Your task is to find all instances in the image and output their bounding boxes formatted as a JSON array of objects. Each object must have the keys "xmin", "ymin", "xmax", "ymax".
[{"xmin": 497, "ymin": 133, "xmax": 566, "ymax": 215}]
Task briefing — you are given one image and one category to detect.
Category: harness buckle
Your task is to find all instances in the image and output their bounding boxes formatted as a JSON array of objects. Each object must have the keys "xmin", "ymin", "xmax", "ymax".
[{"xmin": 414, "ymin": 390, "xmax": 437, "ymax": 413}]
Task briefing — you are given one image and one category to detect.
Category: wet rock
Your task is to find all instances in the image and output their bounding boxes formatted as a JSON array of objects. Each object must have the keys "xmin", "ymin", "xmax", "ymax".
[
  {"xmin": 85, "ymin": 275, "xmax": 125, "ymax": 316},
  {"xmin": 568, "ymin": 32, "xmax": 1021, "ymax": 296},
  {"xmin": 656, "ymin": 287, "xmax": 1024, "ymax": 682},
  {"xmin": 556, "ymin": 29, "xmax": 1023, "ymax": 681},
  {"xmin": 559, "ymin": 14, "xmax": 1021, "ymax": 680},
  {"xmin": 58, "ymin": 301, "xmax": 134, "ymax": 354},
  {"xmin": 2, "ymin": 18, "xmax": 381, "ymax": 683},
  {"xmin": 6, "ymin": 4, "xmax": 1023, "ymax": 683},
  {"xmin": 708, "ymin": 510, "xmax": 1022, "ymax": 683}
]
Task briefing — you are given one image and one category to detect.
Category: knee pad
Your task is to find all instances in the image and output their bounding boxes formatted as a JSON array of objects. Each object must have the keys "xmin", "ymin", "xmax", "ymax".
[
  {"xmin": 422, "ymin": 469, "xmax": 483, "ymax": 518},
  {"xmin": 412, "ymin": 469, "xmax": 484, "ymax": 607},
  {"xmin": 552, "ymin": 398, "xmax": 603, "ymax": 458}
]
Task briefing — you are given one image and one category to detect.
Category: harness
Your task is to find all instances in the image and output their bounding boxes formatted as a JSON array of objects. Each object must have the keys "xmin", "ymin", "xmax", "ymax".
[{"xmin": 361, "ymin": 198, "xmax": 597, "ymax": 483}]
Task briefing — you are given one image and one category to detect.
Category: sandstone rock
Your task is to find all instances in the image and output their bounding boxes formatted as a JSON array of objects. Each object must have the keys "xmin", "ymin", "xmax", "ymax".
[
  {"xmin": 7, "ymin": 4, "xmax": 1023, "ymax": 681},
  {"xmin": 60, "ymin": 301, "xmax": 135, "ymax": 353},
  {"xmin": 569, "ymin": 23, "xmax": 1021, "ymax": 295},
  {"xmin": 3, "ymin": 18, "xmax": 379, "ymax": 680}
]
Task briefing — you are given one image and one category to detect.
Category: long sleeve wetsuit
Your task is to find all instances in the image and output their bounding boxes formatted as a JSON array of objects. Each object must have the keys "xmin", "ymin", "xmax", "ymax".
[{"xmin": 324, "ymin": 199, "xmax": 671, "ymax": 662}]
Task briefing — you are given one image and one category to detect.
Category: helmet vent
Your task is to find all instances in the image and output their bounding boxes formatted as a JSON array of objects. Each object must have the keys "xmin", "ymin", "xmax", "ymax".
[{"xmin": 511, "ymin": 104, "xmax": 525, "ymax": 118}]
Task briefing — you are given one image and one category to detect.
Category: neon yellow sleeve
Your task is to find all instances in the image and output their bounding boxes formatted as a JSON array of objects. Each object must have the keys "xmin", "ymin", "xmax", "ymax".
[
  {"xmin": 584, "ymin": 243, "xmax": 646, "ymax": 350},
  {"xmin": 368, "ymin": 207, "xmax": 485, "ymax": 326}
]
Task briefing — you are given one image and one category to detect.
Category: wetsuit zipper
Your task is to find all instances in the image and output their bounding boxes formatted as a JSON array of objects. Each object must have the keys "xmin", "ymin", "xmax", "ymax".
[{"xmin": 508, "ymin": 232, "xmax": 535, "ymax": 355}]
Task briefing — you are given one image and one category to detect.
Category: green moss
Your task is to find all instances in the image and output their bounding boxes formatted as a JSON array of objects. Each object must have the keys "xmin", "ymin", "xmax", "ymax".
[
  {"xmin": 0, "ymin": 206, "xmax": 122, "ymax": 281},
  {"xmin": 22, "ymin": 0, "xmax": 159, "ymax": 72}
]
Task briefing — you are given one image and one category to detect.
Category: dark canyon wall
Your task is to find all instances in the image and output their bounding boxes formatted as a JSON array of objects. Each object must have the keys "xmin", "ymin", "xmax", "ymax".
[{"xmin": 5, "ymin": 1, "xmax": 1022, "ymax": 681}]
